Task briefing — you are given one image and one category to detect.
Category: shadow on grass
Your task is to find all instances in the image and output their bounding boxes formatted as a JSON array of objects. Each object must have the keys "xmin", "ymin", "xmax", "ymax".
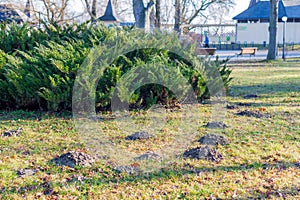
[
  {"xmin": 0, "ymin": 110, "xmax": 72, "ymax": 121},
  {"xmin": 229, "ymin": 101, "xmax": 300, "ymax": 108},
  {"xmin": 99, "ymin": 161, "xmax": 300, "ymax": 184},
  {"xmin": 1, "ymin": 161, "xmax": 299, "ymax": 197},
  {"xmin": 229, "ymin": 81, "xmax": 300, "ymax": 98}
]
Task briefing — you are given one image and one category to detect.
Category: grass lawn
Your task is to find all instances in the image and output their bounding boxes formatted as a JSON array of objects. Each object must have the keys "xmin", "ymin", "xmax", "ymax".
[{"xmin": 0, "ymin": 60, "xmax": 300, "ymax": 199}]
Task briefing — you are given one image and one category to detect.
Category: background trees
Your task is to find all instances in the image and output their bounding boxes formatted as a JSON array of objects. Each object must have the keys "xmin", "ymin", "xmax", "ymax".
[
  {"xmin": 131, "ymin": 0, "xmax": 234, "ymax": 31},
  {"xmin": 174, "ymin": 0, "xmax": 234, "ymax": 32},
  {"xmin": 3, "ymin": 0, "xmax": 235, "ymax": 31}
]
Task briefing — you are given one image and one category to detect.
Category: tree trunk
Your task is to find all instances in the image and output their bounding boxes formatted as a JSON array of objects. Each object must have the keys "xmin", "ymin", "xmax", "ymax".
[
  {"xmin": 149, "ymin": 6, "xmax": 156, "ymax": 28},
  {"xmin": 155, "ymin": 0, "xmax": 161, "ymax": 28},
  {"xmin": 91, "ymin": 0, "xmax": 97, "ymax": 20},
  {"xmin": 174, "ymin": 0, "xmax": 180, "ymax": 32},
  {"xmin": 133, "ymin": 0, "xmax": 146, "ymax": 28},
  {"xmin": 267, "ymin": 0, "xmax": 278, "ymax": 60},
  {"xmin": 60, "ymin": 0, "xmax": 65, "ymax": 22}
]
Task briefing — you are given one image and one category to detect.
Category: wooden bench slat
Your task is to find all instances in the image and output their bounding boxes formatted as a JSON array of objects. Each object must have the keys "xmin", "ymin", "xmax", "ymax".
[{"xmin": 238, "ymin": 47, "xmax": 257, "ymax": 56}]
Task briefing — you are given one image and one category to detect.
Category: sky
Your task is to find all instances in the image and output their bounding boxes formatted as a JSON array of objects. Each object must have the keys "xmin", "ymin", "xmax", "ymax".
[
  {"xmin": 1, "ymin": 0, "xmax": 252, "ymax": 23},
  {"xmin": 230, "ymin": 1, "xmax": 250, "ymax": 19},
  {"xmin": 69, "ymin": 0, "xmax": 252, "ymax": 22}
]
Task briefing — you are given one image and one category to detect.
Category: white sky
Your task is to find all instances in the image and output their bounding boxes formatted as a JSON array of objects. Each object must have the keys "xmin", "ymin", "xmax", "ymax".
[
  {"xmin": 69, "ymin": 0, "xmax": 251, "ymax": 22},
  {"xmin": 230, "ymin": 1, "xmax": 250, "ymax": 19},
  {"xmin": 3, "ymin": 0, "xmax": 251, "ymax": 23}
]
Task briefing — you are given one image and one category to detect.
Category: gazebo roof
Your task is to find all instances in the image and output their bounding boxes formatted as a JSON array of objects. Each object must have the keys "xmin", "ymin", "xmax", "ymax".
[
  {"xmin": 98, "ymin": 0, "xmax": 120, "ymax": 22},
  {"xmin": 233, "ymin": 0, "xmax": 300, "ymax": 20}
]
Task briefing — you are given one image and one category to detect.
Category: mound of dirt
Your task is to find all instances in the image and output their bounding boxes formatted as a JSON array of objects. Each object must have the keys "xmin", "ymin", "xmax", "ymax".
[
  {"xmin": 134, "ymin": 151, "xmax": 162, "ymax": 161},
  {"xmin": 17, "ymin": 168, "xmax": 37, "ymax": 177},
  {"xmin": 204, "ymin": 121, "xmax": 228, "ymax": 129},
  {"xmin": 243, "ymin": 94, "xmax": 259, "ymax": 99},
  {"xmin": 236, "ymin": 110, "xmax": 271, "ymax": 118},
  {"xmin": 51, "ymin": 151, "xmax": 95, "ymax": 168},
  {"xmin": 237, "ymin": 102, "xmax": 252, "ymax": 107},
  {"xmin": 198, "ymin": 134, "xmax": 228, "ymax": 146},
  {"xmin": 113, "ymin": 165, "xmax": 140, "ymax": 174},
  {"xmin": 2, "ymin": 127, "xmax": 23, "ymax": 137},
  {"xmin": 295, "ymin": 161, "xmax": 300, "ymax": 168},
  {"xmin": 226, "ymin": 104, "xmax": 238, "ymax": 109},
  {"xmin": 183, "ymin": 146, "xmax": 223, "ymax": 162},
  {"xmin": 125, "ymin": 131, "xmax": 153, "ymax": 140}
]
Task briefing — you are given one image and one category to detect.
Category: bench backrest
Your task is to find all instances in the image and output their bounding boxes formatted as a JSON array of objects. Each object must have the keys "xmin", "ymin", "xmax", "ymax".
[{"xmin": 241, "ymin": 47, "xmax": 257, "ymax": 54}]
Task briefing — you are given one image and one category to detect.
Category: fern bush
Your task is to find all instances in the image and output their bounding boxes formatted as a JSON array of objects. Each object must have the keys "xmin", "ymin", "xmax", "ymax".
[{"xmin": 0, "ymin": 23, "xmax": 232, "ymax": 111}]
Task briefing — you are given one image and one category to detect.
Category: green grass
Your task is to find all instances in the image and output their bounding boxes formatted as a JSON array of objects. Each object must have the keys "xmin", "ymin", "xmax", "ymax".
[{"xmin": 0, "ymin": 61, "xmax": 300, "ymax": 199}]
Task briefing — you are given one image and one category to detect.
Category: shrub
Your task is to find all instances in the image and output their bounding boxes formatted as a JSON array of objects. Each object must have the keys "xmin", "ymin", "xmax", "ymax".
[{"xmin": 0, "ymin": 23, "xmax": 232, "ymax": 111}]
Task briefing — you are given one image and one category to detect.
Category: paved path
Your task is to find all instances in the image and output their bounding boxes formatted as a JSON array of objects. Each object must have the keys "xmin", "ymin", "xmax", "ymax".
[{"xmin": 209, "ymin": 50, "xmax": 300, "ymax": 61}]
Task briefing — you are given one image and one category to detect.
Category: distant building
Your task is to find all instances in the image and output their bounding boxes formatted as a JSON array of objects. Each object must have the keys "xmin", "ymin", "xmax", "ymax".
[{"xmin": 233, "ymin": 0, "xmax": 300, "ymax": 44}]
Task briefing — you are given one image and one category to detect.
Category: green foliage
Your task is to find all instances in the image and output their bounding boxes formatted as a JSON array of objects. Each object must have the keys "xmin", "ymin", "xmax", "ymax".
[
  {"xmin": 0, "ymin": 23, "xmax": 232, "ymax": 111},
  {"xmin": 0, "ymin": 23, "xmax": 48, "ymax": 53}
]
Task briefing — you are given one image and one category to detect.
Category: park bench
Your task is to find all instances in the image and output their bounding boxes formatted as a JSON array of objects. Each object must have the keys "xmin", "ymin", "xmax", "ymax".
[
  {"xmin": 195, "ymin": 48, "xmax": 217, "ymax": 55},
  {"xmin": 238, "ymin": 47, "xmax": 257, "ymax": 57}
]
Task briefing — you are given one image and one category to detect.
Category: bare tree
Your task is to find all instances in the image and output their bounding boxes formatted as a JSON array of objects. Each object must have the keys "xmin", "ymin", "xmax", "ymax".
[
  {"xmin": 205, "ymin": 2, "xmax": 232, "ymax": 35},
  {"xmin": 267, "ymin": 0, "xmax": 278, "ymax": 60},
  {"xmin": 81, "ymin": 0, "xmax": 98, "ymax": 21},
  {"xmin": 132, "ymin": 0, "xmax": 154, "ymax": 28},
  {"xmin": 174, "ymin": 0, "xmax": 234, "ymax": 32},
  {"xmin": 37, "ymin": 0, "xmax": 72, "ymax": 24}
]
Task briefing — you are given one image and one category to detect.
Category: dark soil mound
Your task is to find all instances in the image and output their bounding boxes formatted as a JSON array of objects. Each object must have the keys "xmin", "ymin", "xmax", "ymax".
[
  {"xmin": 226, "ymin": 104, "xmax": 238, "ymax": 109},
  {"xmin": 236, "ymin": 110, "xmax": 271, "ymax": 118},
  {"xmin": 125, "ymin": 131, "xmax": 153, "ymax": 140},
  {"xmin": 237, "ymin": 102, "xmax": 252, "ymax": 107},
  {"xmin": 198, "ymin": 134, "xmax": 228, "ymax": 146},
  {"xmin": 51, "ymin": 151, "xmax": 95, "ymax": 168},
  {"xmin": 17, "ymin": 168, "xmax": 37, "ymax": 177},
  {"xmin": 204, "ymin": 121, "xmax": 228, "ymax": 129},
  {"xmin": 134, "ymin": 151, "xmax": 162, "ymax": 161},
  {"xmin": 183, "ymin": 146, "xmax": 223, "ymax": 162},
  {"xmin": 113, "ymin": 165, "xmax": 140, "ymax": 174},
  {"xmin": 243, "ymin": 94, "xmax": 259, "ymax": 99},
  {"xmin": 2, "ymin": 127, "xmax": 23, "ymax": 137}
]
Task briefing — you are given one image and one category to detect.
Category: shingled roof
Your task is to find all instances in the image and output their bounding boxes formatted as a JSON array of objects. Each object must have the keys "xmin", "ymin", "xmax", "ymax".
[{"xmin": 233, "ymin": 0, "xmax": 300, "ymax": 21}]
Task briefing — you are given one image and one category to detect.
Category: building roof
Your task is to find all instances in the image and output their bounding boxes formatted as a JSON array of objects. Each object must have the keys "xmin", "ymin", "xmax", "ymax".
[
  {"xmin": 98, "ymin": 0, "xmax": 120, "ymax": 22},
  {"xmin": 233, "ymin": 0, "xmax": 300, "ymax": 20},
  {"xmin": 285, "ymin": 3, "xmax": 300, "ymax": 18},
  {"xmin": 248, "ymin": 0, "xmax": 259, "ymax": 8},
  {"xmin": 0, "ymin": 4, "xmax": 29, "ymax": 23}
]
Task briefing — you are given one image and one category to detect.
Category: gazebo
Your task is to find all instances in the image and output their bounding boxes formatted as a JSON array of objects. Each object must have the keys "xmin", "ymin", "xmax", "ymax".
[
  {"xmin": 233, "ymin": 0, "xmax": 300, "ymax": 44},
  {"xmin": 98, "ymin": 0, "xmax": 121, "ymax": 26}
]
